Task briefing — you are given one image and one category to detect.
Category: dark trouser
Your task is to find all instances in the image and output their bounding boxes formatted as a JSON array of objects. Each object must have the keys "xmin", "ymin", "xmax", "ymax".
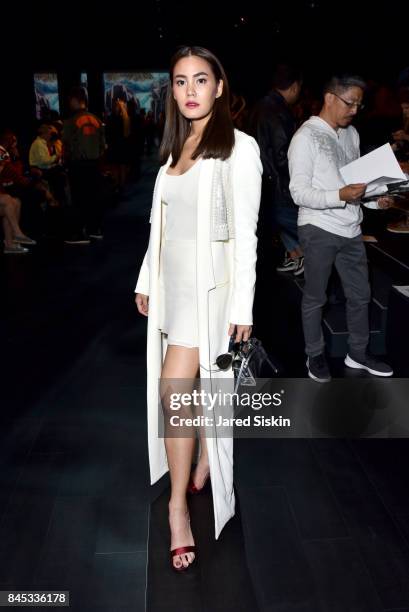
[
  {"xmin": 67, "ymin": 161, "xmax": 104, "ymax": 236},
  {"xmin": 298, "ymin": 224, "xmax": 371, "ymax": 358},
  {"xmin": 274, "ymin": 205, "xmax": 300, "ymax": 252}
]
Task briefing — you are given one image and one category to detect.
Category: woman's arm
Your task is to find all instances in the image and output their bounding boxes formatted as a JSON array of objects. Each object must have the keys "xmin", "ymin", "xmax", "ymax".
[{"xmin": 229, "ymin": 135, "xmax": 262, "ymax": 328}]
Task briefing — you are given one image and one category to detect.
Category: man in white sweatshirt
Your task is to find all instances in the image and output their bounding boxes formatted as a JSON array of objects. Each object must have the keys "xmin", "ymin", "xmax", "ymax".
[{"xmin": 288, "ymin": 74, "xmax": 393, "ymax": 382}]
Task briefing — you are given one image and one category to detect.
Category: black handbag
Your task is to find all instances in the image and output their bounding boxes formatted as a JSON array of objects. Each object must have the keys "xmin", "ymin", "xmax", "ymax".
[{"xmin": 216, "ymin": 335, "xmax": 280, "ymax": 392}]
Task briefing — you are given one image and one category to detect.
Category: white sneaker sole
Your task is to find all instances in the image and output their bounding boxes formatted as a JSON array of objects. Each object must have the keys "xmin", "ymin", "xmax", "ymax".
[
  {"xmin": 344, "ymin": 354, "xmax": 393, "ymax": 377},
  {"xmin": 4, "ymin": 250, "xmax": 29, "ymax": 254},
  {"xmin": 306, "ymin": 361, "xmax": 331, "ymax": 383},
  {"xmin": 64, "ymin": 240, "xmax": 91, "ymax": 245},
  {"xmin": 276, "ymin": 265, "xmax": 297, "ymax": 272}
]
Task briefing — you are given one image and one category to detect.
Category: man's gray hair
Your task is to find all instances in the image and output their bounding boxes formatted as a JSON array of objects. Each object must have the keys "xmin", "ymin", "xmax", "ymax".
[{"xmin": 323, "ymin": 74, "xmax": 367, "ymax": 95}]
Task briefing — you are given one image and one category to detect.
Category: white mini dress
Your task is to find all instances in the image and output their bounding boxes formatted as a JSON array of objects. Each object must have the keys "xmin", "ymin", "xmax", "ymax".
[{"xmin": 158, "ymin": 159, "xmax": 202, "ymax": 348}]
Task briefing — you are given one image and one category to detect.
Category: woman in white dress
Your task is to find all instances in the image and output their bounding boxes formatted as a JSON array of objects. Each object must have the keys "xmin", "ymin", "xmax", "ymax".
[{"xmin": 135, "ymin": 46, "xmax": 262, "ymax": 571}]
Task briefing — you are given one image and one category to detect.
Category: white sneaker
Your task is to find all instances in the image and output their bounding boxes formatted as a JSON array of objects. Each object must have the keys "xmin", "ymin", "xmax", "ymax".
[
  {"xmin": 4, "ymin": 243, "xmax": 30, "ymax": 254},
  {"xmin": 13, "ymin": 235, "xmax": 37, "ymax": 246}
]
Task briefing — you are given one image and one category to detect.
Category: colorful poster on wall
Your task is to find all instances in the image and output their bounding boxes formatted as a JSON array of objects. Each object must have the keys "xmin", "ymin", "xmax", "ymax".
[
  {"xmin": 103, "ymin": 72, "xmax": 168, "ymax": 121},
  {"xmin": 34, "ymin": 73, "xmax": 60, "ymax": 120}
]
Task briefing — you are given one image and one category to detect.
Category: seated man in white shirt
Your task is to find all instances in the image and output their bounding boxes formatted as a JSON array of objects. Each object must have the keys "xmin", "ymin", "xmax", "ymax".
[
  {"xmin": 29, "ymin": 124, "xmax": 67, "ymax": 206},
  {"xmin": 29, "ymin": 124, "xmax": 61, "ymax": 171},
  {"xmin": 288, "ymin": 74, "xmax": 394, "ymax": 382}
]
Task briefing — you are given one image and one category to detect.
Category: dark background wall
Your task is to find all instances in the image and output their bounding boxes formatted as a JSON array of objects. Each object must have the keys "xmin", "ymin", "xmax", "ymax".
[{"xmin": 2, "ymin": 0, "xmax": 408, "ymax": 138}]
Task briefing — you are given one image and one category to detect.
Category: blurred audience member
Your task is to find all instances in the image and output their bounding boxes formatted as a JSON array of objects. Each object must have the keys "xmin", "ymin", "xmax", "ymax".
[
  {"xmin": 29, "ymin": 124, "xmax": 67, "ymax": 206},
  {"xmin": 387, "ymin": 91, "xmax": 409, "ymax": 234},
  {"xmin": 106, "ymin": 98, "xmax": 131, "ymax": 190},
  {"xmin": 0, "ymin": 146, "xmax": 36, "ymax": 254},
  {"xmin": 63, "ymin": 87, "xmax": 106, "ymax": 244},
  {"xmin": 391, "ymin": 89, "xmax": 409, "ymax": 163},
  {"xmin": 250, "ymin": 63, "xmax": 304, "ymax": 275},
  {"xmin": 29, "ymin": 124, "xmax": 61, "ymax": 170},
  {"xmin": 0, "ymin": 130, "xmax": 57, "ymax": 219}
]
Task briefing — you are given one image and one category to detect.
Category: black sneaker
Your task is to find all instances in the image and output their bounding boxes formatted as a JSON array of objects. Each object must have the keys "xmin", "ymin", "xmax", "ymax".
[
  {"xmin": 276, "ymin": 253, "xmax": 298, "ymax": 272},
  {"xmin": 344, "ymin": 352, "xmax": 393, "ymax": 377},
  {"xmin": 293, "ymin": 256, "xmax": 305, "ymax": 277},
  {"xmin": 64, "ymin": 234, "xmax": 91, "ymax": 245},
  {"xmin": 307, "ymin": 353, "xmax": 331, "ymax": 383}
]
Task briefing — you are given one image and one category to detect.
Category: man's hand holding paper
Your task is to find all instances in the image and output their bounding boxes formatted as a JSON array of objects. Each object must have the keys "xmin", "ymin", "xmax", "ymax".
[{"xmin": 339, "ymin": 183, "xmax": 367, "ymax": 202}]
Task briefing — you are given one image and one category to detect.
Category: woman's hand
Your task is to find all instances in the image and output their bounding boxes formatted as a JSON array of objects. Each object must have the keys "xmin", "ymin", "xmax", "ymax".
[
  {"xmin": 228, "ymin": 324, "xmax": 252, "ymax": 343},
  {"xmin": 135, "ymin": 293, "xmax": 149, "ymax": 316}
]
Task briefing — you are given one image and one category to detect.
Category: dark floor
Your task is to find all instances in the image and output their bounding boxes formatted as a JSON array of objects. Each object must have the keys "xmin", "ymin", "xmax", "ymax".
[{"xmin": 1, "ymin": 160, "xmax": 409, "ymax": 611}]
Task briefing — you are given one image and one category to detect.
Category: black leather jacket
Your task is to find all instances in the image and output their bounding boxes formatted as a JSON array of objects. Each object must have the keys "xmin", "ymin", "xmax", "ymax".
[{"xmin": 249, "ymin": 90, "xmax": 296, "ymax": 208}]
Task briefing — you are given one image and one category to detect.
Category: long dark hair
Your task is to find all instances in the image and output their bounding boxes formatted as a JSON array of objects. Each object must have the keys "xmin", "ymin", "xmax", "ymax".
[{"xmin": 159, "ymin": 46, "xmax": 235, "ymax": 166}]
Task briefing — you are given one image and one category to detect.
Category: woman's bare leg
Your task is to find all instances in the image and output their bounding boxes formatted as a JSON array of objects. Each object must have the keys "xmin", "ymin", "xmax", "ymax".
[
  {"xmin": 0, "ymin": 197, "xmax": 24, "ymax": 246},
  {"xmin": 13, "ymin": 196, "xmax": 21, "ymax": 222},
  {"xmin": 2, "ymin": 216, "xmax": 14, "ymax": 248},
  {"xmin": 161, "ymin": 344, "xmax": 199, "ymax": 569}
]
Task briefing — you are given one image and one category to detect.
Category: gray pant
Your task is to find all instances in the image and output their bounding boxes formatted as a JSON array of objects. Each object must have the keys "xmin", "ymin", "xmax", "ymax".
[{"xmin": 298, "ymin": 224, "xmax": 370, "ymax": 357}]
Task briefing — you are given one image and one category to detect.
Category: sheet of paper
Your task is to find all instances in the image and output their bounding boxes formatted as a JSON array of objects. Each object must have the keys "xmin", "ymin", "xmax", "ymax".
[
  {"xmin": 393, "ymin": 286, "xmax": 409, "ymax": 299},
  {"xmin": 364, "ymin": 183, "xmax": 388, "ymax": 196},
  {"xmin": 340, "ymin": 143, "xmax": 406, "ymax": 196}
]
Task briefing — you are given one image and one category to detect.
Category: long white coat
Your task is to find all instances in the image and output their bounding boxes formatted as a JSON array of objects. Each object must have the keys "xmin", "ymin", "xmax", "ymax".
[{"xmin": 135, "ymin": 129, "xmax": 262, "ymax": 539}]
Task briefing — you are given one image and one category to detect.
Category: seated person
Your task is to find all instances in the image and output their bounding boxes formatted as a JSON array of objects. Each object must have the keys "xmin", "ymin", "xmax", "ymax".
[
  {"xmin": 29, "ymin": 124, "xmax": 67, "ymax": 204},
  {"xmin": 0, "ymin": 146, "xmax": 36, "ymax": 254},
  {"xmin": 0, "ymin": 130, "xmax": 60, "ymax": 238},
  {"xmin": 0, "ymin": 130, "xmax": 57, "ymax": 207},
  {"xmin": 29, "ymin": 124, "xmax": 61, "ymax": 170}
]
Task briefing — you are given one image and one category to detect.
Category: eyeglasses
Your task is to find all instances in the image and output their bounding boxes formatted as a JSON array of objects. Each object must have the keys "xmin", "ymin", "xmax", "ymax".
[{"xmin": 331, "ymin": 91, "xmax": 365, "ymax": 111}]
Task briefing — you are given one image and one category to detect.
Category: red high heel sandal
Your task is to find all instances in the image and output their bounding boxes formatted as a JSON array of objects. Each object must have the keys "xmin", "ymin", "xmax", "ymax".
[{"xmin": 170, "ymin": 546, "xmax": 196, "ymax": 572}]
